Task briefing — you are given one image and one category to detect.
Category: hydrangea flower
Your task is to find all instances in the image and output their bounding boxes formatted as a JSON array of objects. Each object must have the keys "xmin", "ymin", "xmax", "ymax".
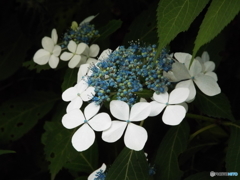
[
  {"xmin": 195, "ymin": 51, "xmax": 218, "ymax": 81},
  {"xmin": 77, "ymin": 49, "xmax": 112, "ymax": 82},
  {"xmin": 62, "ymin": 78, "xmax": 95, "ymax": 112},
  {"xmin": 61, "ymin": 15, "xmax": 99, "ymax": 48},
  {"xmin": 33, "ymin": 29, "xmax": 61, "ymax": 68},
  {"xmin": 167, "ymin": 52, "xmax": 221, "ymax": 102},
  {"xmin": 88, "ymin": 163, "xmax": 106, "ymax": 180},
  {"xmin": 62, "ymin": 103, "xmax": 111, "ymax": 151},
  {"xmin": 87, "ymin": 44, "xmax": 174, "ymax": 106},
  {"xmin": 150, "ymin": 88, "xmax": 189, "ymax": 125},
  {"xmin": 102, "ymin": 100, "xmax": 151, "ymax": 151},
  {"xmin": 60, "ymin": 41, "xmax": 99, "ymax": 68}
]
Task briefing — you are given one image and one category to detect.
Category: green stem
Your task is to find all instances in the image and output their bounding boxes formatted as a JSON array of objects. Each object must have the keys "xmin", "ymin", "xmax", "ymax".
[
  {"xmin": 222, "ymin": 122, "xmax": 240, "ymax": 129},
  {"xmin": 186, "ymin": 113, "xmax": 217, "ymax": 123},
  {"xmin": 189, "ymin": 124, "xmax": 217, "ymax": 141},
  {"xmin": 140, "ymin": 120, "xmax": 145, "ymax": 127}
]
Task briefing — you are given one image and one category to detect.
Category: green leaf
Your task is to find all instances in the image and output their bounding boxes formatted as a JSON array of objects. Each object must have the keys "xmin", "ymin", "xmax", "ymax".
[
  {"xmin": 226, "ymin": 122, "xmax": 240, "ymax": 179},
  {"xmin": 0, "ymin": 150, "xmax": 15, "ymax": 155},
  {"xmin": 184, "ymin": 172, "xmax": 228, "ymax": 180},
  {"xmin": 96, "ymin": 20, "xmax": 122, "ymax": 42},
  {"xmin": 196, "ymin": 28, "xmax": 226, "ymax": 68},
  {"xmin": 194, "ymin": 92, "xmax": 235, "ymax": 121},
  {"xmin": 192, "ymin": 0, "xmax": 240, "ymax": 58},
  {"xmin": 123, "ymin": 1, "xmax": 158, "ymax": 45},
  {"xmin": 179, "ymin": 142, "xmax": 218, "ymax": 165},
  {"xmin": 42, "ymin": 121, "xmax": 98, "ymax": 180},
  {"xmin": 0, "ymin": 13, "xmax": 31, "ymax": 81},
  {"xmin": 61, "ymin": 68, "xmax": 78, "ymax": 91},
  {"xmin": 42, "ymin": 121, "xmax": 76, "ymax": 180},
  {"xmin": 106, "ymin": 147, "xmax": 149, "ymax": 180},
  {"xmin": 156, "ymin": 0, "xmax": 209, "ymax": 56},
  {"xmin": 154, "ymin": 121, "xmax": 189, "ymax": 180},
  {"xmin": 22, "ymin": 60, "xmax": 51, "ymax": 73},
  {"xmin": 135, "ymin": 89, "xmax": 154, "ymax": 99},
  {"xmin": 63, "ymin": 142, "xmax": 98, "ymax": 173},
  {"xmin": 0, "ymin": 92, "xmax": 58, "ymax": 143}
]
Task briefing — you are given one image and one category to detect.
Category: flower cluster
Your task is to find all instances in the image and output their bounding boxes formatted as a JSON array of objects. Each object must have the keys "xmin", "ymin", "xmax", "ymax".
[
  {"xmin": 61, "ymin": 15, "xmax": 99, "ymax": 48},
  {"xmin": 33, "ymin": 15, "xmax": 100, "ymax": 69},
  {"xmin": 33, "ymin": 14, "xmax": 222, "ymax": 179},
  {"xmin": 87, "ymin": 44, "xmax": 174, "ymax": 106},
  {"xmin": 60, "ymin": 48, "xmax": 221, "ymax": 154}
]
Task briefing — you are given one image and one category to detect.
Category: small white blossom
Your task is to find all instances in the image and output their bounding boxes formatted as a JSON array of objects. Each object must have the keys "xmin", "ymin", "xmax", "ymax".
[
  {"xmin": 62, "ymin": 103, "xmax": 111, "ymax": 152},
  {"xmin": 166, "ymin": 52, "xmax": 221, "ymax": 102},
  {"xmin": 80, "ymin": 14, "xmax": 98, "ymax": 25},
  {"xmin": 102, "ymin": 100, "xmax": 151, "ymax": 151},
  {"xmin": 62, "ymin": 78, "xmax": 95, "ymax": 113},
  {"xmin": 150, "ymin": 88, "xmax": 189, "ymax": 126},
  {"xmin": 195, "ymin": 51, "xmax": 218, "ymax": 81},
  {"xmin": 33, "ymin": 29, "xmax": 61, "ymax": 68}
]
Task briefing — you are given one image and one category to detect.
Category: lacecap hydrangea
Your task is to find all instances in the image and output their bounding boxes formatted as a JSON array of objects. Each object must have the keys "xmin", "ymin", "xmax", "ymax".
[
  {"xmin": 61, "ymin": 19, "xmax": 99, "ymax": 48},
  {"xmin": 86, "ymin": 43, "xmax": 174, "ymax": 106}
]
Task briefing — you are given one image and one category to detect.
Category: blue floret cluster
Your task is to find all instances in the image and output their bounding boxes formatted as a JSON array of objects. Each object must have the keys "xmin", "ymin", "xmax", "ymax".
[
  {"xmin": 61, "ymin": 22, "xmax": 99, "ymax": 48},
  {"xmin": 87, "ymin": 43, "xmax": 174, "ymax": 106}
]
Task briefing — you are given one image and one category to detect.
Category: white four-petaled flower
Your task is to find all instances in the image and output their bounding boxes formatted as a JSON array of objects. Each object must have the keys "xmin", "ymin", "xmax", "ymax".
[
  {"xmin": 196, "ymin": 51, "xmax": 218, "ymax": 81},
  {"xmin": 150, "ymin": 88, "xmax": 189, "ymax": 126},
  {"xmin": 62, "ymin": 103, "xmax": 111, "ymax": 152},
  {"xmin": 33, "ymin": 29, "xmax": 61, "ymax": 68},
  {"xmin": 62, "ymin": 78, "xmax": 95, "ymax": 112},
  {"xmin": 102, "ymin": 100, "xmax": 151, "ymax": 151},
  {"xmin": 60, "ymin": 41, "xmax": 100, "ymax": 68},
  {"xmin": 168, "ymin": 52, "xmax": 221, "ymax": 102}
]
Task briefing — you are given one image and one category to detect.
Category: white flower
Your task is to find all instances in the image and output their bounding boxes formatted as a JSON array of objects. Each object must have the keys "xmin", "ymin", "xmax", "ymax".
[
  {"xmin": 80, "ymin": 14, "xmax": 98, "ymax": 26},
  {"xmin": 62, "ymin": 103, "xmax": 111, "ymax": 151},
  {"xmin": 33, "ymin": 29, "xmax": 61, "ymax": 68},
  {"xmin": 150, "ymin": 88, "xmax": 189, "ymax": 126},
  {"xmin": 102, "ymin": 100, "xmax": 151, "ymax": 151},
  {"xmin": 168, "ymin": 52, "xmax": 221, "ymax": 102},
  {"xmin": 60, "ymin": 41, "xmax": 99, "ymax": 68},
  {"xmin": 195, "ymin": 51, "xmax": 218, "ymax": 81},
  {"xmin": 77, "ymin": 49, "xmax": 112, "ymax": 82},
  {"xmin": 62, "ymin": 78, "xmax": 95, "ymax": 113},
  {"xmin": 88, "ymin": 163, "xmax": 106, "ymax": 180}
]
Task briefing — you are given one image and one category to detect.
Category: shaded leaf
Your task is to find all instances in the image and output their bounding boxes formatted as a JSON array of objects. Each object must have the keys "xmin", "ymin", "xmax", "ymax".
[
  {"xmin": 42, "ymin": 121, "xmax": 76, "ymax": 180},
  {"xmin": 42, "ymin": 121, "xmax": 98, "ymax": 180},
  {"xmin": 106, "ymin": 147, "xmax": 149, "ymax": 180},
  {"xmin": 156, "ymin": 0, "xmax": 209, "ymax": 56},
  {"xmin": 0, "ymin": 150, "xmax": 15, "ymax": 155},
  {"xmin": 179, "ymin": 142, "xmax": 218, "ymax": 165},
  {"xmin": 135, "ymin": 89, "xmax": 154, "ymax": 99},
  {"xmin": 63, "ymin": 142, "xmax": 98, "ymax": 173},
  {"xmin": 192, "ymin": 0, "xmax": 240, "ymax": 58},
  {"xmin": 61, "ymin": 68, "xmax": 78, "ymax": 91},
  {"xmin": 226, "ymin": 122, "xmax": 240, "ymax": 180},
  {"xmin": 96, "ymin": 20, "xmax": 122, "ymax": 42},
  {"xmin": 22, "ymin": 60, "xmax": 51, "ymax": 73},
  {"xmin": 123, "ymin": 1, "xmax": 158, "ymax": 45},
  {"xmin": 0, "ymin": 10, "xmax": 31, "ymax": 81},
  {"xmin": 194, "ymin": 92, "xmax": 235, "ymax": 121},
  {"xmin": 154, "ymin": 121, "xmax": 189, "ymax": 180},
  {"xmin": 0, "ymin": 92, "xmax": 58, "ymax": 143}
]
